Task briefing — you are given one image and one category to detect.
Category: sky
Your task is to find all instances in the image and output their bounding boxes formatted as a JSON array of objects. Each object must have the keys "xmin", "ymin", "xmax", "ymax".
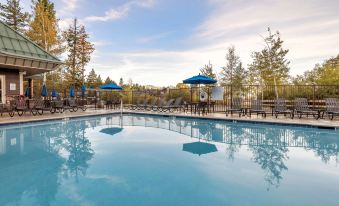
[{"xmin": 15, "ymin": 0, "xmax": 339, "ymax": 86}]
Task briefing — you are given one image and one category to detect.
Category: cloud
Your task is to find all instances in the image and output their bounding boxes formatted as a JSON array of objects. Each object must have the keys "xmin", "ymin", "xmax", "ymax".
[
  {"xmin": 136, "ymin": 31, "xmax": 173, "ymax": 44},
  {"xmin": 84, "ymin": 0, "xmax": 156, "ymax": 22},
  {"xmin": 59, "ymin": 0, "xmax": 78, "ymax": 15},
  {"xmin": 192, "ymin": 0, "xmax": 339, "ymax": 75},
  {"xmin": 84, "ymin": 0, "xmax": 339, "ymax": 86}
]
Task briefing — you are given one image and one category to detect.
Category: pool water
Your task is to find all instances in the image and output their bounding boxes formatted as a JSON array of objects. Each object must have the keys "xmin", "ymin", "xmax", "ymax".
[{"xmin": 0, "ymin": 114, "xmax": 339, "ymax": 206}]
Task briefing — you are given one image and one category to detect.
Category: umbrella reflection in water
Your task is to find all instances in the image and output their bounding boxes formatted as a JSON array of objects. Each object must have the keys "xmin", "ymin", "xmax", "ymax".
[{"xmin": 183, "ymin": 141, "xmax": 217, "ymax": 156}]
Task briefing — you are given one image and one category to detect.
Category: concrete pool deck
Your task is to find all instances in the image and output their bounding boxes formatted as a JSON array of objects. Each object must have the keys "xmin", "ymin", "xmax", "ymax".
[{"xmin": 0, "ymin": 108, "xmax": 339, "ymax": 129}]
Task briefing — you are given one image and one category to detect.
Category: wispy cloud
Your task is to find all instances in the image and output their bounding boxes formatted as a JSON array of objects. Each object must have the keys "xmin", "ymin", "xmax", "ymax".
[
  {"xmin": 136, "ymin": 31, "xmax": 173, "ymax": 44},
  {"xmin": 84, "ymin": 0, "xmax": 156, "ymax": 22},
  {"xmin": 59, "ymin": 0, "xmax": 78, "ymax": 15}
]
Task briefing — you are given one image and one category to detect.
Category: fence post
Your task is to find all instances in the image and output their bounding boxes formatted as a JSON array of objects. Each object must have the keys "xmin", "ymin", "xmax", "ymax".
[{"xmin": 312, "ymin": 84, "xmax": 315, "ymax": 109}]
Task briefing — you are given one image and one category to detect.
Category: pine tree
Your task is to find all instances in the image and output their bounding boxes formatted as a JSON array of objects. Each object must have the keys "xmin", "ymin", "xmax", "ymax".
[
  {"xmin": 248, "ymin": 28, "xmax": 290, "ymax": 96},
  {"xmin": 78, "ymin": 26, "xmax": 94, "ymax": 84},
  {"xmin": 220, "ymin": 46, "xmax": 246, "ymax": 89},
  {"xmin": 86, "ymin": 68, "xmax": 97, "ymax": 88},
  {"xmin": 104, "ymin": 76, "xmax": 116, "ymax": 84},
  {"xmin": 0, "ymin": 0, "xmax": 30, "ymax": 33},
  {"xmin": 63, "ymin": 18, "xmax": 94, "ymax": 88},
  {"xmin": 96, "ymin": 75, "xmax": 103, "ymax": 87},
  {"xmin": 200, "ymin": 61, "xmax": 216, "ymax": 79}
]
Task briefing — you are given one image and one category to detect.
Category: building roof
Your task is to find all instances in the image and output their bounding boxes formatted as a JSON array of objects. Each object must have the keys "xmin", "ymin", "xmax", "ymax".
[
  {"xmin": 0, "ymin": 21, "xmax": 61, "ymax": 63},
  {"xmin": 0, "ymin": 21, "xmax": 62, "ymax": 77}
]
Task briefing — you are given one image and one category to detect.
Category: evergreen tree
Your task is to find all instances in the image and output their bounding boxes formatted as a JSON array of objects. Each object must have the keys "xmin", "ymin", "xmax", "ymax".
[
  {"xmin": 220, "ymin": 46, "xmax": 246, "ymax": 90},
  {"xmin": 96, "ymin": 75, "xmax": 103, "ymax": 87},
  {"xmin": 0, "ymin": 0, "xmax": 30, "ymax": 33},
  {"xmin": 63, "ymin": 18, "xmax": 94, "ymax": 88},
  {"xmin": 200, "ymin": 60, "xmax": 216, "ymax": 79},
  {"xmin": 78, "ymin": 26, "xmax": 94, "ymax": 84},
  {"xmin": 248, "ymin": 28, "xmax": 290, "ymax": 98},
  {"xmin": 86, "ymin": 68, "xmax": 97, "ymax": 88},
  {"xmin": 104, "ymin": 76, "xmax": 116, "ymax": 84}
]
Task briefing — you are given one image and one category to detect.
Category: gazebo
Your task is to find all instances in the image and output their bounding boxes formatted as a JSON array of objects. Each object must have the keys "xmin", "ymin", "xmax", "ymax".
[{"xmin": 0, "ymin": 21, "xmax": 62, "ymax": 103}]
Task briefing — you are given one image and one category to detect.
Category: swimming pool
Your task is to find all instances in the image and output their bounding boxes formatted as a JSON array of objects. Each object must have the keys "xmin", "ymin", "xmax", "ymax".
[{"xmin": 0, "ymin": 114, "xmax": 338, "ymax": 206}]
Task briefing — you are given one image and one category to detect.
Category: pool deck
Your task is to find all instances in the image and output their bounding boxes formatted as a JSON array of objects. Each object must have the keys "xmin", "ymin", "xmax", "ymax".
[{"xmin": 0, "ymin": 108, "xmax": 339, "ymax": 129}]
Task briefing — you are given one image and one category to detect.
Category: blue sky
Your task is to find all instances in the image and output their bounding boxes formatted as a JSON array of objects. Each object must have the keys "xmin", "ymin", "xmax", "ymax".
[{"xmin": 14, "ymin": 0, "xmax": 339, "ymax": 85}]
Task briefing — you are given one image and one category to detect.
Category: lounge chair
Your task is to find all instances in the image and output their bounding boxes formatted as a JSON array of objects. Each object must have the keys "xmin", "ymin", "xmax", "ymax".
[
  {"xmin": 249, "ymin": 99, "xmax": 266, "ymax": 118},
  {"xmin": 274, "ymin": 98, "xmax": 293, "ymax": 118},
  {"xmin": 137, "ymin": 99, "xmax": 149, "ymax": 110},
  {"xmin": 152, "ymin": 98, "xmax": 166, "ymax": 111},
  {"xmin": 31, "ymin": 98, "xmax": 45, "ymax": 116},
  {"xmin": 163, "ymin": 97, "xmax": 183, "ymax": 112},
  {"xmin": 11, "ymin": 98, "xmax": 28, "ymax": 116},
  {"xmin": 226, "ymin": 98, "xmax": 243, "ymax": 117},
  {"xmin": 68, "ymin": 98, "xmax": 78, "ymax": 112},
  {"xmin": 294, "ymin": 98, "xmax": 319, "ymax": 119},
  {"xmin": 325, "ymin": 98, "xmax": 339, "ymax": 120},
  {"xmin": 50, "ymin": 98, "xmax": 64, "ymax": 113},
  {"xmin": 130, "ymin": 99, "xmax": 142, "ymax": 110},
  {"xmin": 145, "ymin": 98, "xmax": 158, "ymax": 111},
  {"xmin": 159, "ymin": 99, "xmax": 175, "ymax": 112}
]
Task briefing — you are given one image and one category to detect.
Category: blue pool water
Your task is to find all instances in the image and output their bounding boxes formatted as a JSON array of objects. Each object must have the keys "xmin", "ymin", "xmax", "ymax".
[{"xmin": 0, "ymin": 114, "xmax": 339, "ymax": 206}]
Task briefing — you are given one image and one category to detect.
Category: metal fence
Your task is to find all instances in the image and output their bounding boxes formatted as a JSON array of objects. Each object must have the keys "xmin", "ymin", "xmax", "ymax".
[{"xmin": 127, "ymin": 85, "xmax": 339, "ymax": 112}]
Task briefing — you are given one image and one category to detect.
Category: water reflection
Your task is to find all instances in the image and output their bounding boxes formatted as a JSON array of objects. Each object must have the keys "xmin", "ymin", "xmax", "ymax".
[
  {"xmin": 115, "ymin": 115, "xmax": 339, "ymax": 189},
  {"xmin": 0, "ymin": 114, "xmax": 338, "ymax": 205},
  {"xmin": 0, "ymin": 120, "xmax": 94, "ymax": 205}
]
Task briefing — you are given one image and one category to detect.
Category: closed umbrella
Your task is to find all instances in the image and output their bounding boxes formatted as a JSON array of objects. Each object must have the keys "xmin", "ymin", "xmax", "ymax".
[
  {"xmin": 51, "ymin": 88, "xmax": 58, "ymax": 98},
  {"xmin": 41, "ymin": 84, "xmax": 48, "ymax": 97},
  {"xmin": 24, "ymin": 87, "xmax": 30, "ymax": 98},
  {"xmin": 81, "ymin": 85, "xmax": 86, "ymax": 97},
  {"xmin": 70, "ymin": 86, "xmax": 75, "ymax": 97}
]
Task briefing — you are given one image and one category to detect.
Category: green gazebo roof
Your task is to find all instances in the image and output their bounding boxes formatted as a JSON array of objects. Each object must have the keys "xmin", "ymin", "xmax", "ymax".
[{"xmin": 0, "ymin": 21, "xmax": 61, "ymax": 63}]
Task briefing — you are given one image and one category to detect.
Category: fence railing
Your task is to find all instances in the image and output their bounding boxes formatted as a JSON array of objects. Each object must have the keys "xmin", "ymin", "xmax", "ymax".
[{"xmin": 79, "ymin": 85, "xmax": 339, "ymax": 112}]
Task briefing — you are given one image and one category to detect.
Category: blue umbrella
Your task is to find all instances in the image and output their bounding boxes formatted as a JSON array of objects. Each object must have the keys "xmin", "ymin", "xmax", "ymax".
[
  {"xmin": 51, "ymin": 88, "xmax": 58, "ymax": 97},
  {"xmin": 100, "ymin": 83, "xmax": 123, "ymax": 90},
  {"xmin": 69, "ymin": 86, "xmax": 75, "ymax": 97},
  {"xmin": 81, "ymin": 85, "xmax": 86, "ymax": 97},
  {"xmin": 183, "ymin": 74, "xmax": 217, "ymax": 84},
  {"xmin": 24, "ymin": 87, "xmax": 30, "ymax": 97},
  {"xmin": 41, "ymin": 84, "xmax": 48, "ymax": 97}
]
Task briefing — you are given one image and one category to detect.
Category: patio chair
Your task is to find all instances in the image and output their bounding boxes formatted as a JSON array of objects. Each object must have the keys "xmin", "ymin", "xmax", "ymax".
[
  {"xmin": 163, "ymin": 97, "xmax": 183, "ymax": 113},
  {"xmin": 130, "ymin": 99, "xmax": 142, "ymax": 110},
  {"xmin": 14, "ymin": 98, "xmax": 28, "ymax": 116},
  {"xmin": 137, "ymin": 99, "xmax": 149, "ymax": 110},
  {"xmin": 294, "ymin": 98, "xmax": 319, "ymax": 119},
  {"xmin": 68, "ymin": 98, "xmax": 78, "ymax": 112},
  {"xmin": 325, "ymin": 98, "xmax": 339, "ymax": 120},
  {"xmin": 50, "ymin": 98, "xmax": 64, "ymax": 113},
  {"xmin": 274, "ymin": 98, "xmax": 293, "ymax": 118},
  {"xmin": 145, "ymin": 98, "xmax": 158, "ymax": 111},
  {"xmin": 31, "ymin": 98, "xmax": 45, "ymax": 116},
  {"xmin": 77, "ymin": 99, "xmax": 87, "ymax": 111},
  {"xmin": 152, "ymin": 98, "xmax": 166, "ymax": 111},
  {"xmin": 249, "ymin": 99, "xmax": 266, "ymax": 118},
  {"xmin": 159, "ymin": 99, "xmax": 175, "ymax": 112},
  {"xmin": 226, "ymin": 98, "xmax": 243, "ymax": 117}
]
